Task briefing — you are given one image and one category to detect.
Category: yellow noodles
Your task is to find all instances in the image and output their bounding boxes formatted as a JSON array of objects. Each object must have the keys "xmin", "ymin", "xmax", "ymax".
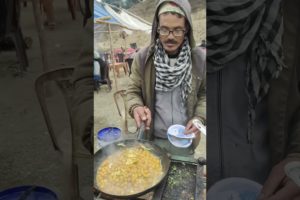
[{"xmin": 96, "ymin": 146, "xmax": 163, "ymax": 195}]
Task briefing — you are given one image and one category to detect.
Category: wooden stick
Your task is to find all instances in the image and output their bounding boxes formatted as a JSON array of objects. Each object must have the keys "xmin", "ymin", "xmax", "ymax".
[
  {"xmin": 95, "ymin": 19, "xmax": 133, "ymax": 30},
  {"xmin": 32, "ymin": 0, "xmax": 49, "ymax": 72},
  {"xmin": 108, "ymin": 23, "xmax": 118, "ymax": 91}
]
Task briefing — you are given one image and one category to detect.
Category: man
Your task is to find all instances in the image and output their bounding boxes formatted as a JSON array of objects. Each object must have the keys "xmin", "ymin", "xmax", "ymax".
[
  {"xmin": 94, "ymin": 51, "xmax": 101, "ymax": 87},
  {"xmin": 41, "ymin": 0, "xmax": 56, "ymax": 30},
  {"xmin": 206, "ymin": 0, "xmax": 300, "ymax": 199},
  {"xmin": 126, "ymin": 0, "xmax": 206, "ymax": 156}
]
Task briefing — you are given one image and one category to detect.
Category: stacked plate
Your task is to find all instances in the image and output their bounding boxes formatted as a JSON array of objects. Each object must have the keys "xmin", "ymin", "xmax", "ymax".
[{"xmin": 167, "ymin": 124, "xmax": 195, "ymax": 148}]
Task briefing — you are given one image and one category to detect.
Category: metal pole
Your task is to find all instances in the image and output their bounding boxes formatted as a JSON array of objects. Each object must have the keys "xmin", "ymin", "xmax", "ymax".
[
  {"xmin": 32, "ymin": 0, "xmax": 49, "ymax": 72},
  {"xmin": 108, "ymin": 23, "xmax": 118, "ymax": 91}
]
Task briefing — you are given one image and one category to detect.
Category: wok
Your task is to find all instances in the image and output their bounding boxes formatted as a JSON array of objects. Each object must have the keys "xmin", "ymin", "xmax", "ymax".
[{"xmin": 94, "ymin": 139, "xmax": 171, "ymax": 199}]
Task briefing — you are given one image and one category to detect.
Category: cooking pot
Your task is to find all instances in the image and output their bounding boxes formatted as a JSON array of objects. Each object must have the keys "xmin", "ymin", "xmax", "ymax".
[{"xmin": 94, "ymin": 124, "xmax": 171, "ymax": 199}]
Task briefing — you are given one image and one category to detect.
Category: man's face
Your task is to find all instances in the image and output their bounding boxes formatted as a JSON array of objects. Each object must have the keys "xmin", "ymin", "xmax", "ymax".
[{"xmin": 158, "ymin": 13, "xmax": 186, "ymax": 55}]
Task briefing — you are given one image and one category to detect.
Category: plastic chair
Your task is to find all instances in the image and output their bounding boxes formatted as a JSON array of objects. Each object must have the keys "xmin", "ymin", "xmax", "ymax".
[
  {"xmin": 113, "ymin": 90, "xmax": 129, "ymax": 134},
  {"xmin": 35, "ymin": 67, "xmax": 75, "ymax": 151},
  {"xmin": 35, "ymin": 66, "xmax": 91, "ymax": 199}
]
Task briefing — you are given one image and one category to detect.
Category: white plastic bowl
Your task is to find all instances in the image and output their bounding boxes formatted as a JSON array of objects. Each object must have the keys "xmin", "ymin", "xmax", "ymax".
[
  {"xmin": 167, "ymin": 124, "xmax": 194, "ymax": 148},
  {"xmin": 207, "ymin": 177, "xmax": 262, "ymax": 200}
]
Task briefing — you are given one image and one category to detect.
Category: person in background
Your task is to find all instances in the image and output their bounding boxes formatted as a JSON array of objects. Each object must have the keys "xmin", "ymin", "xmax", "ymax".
[
  {"xmin": 199, "ymin": 39, "xmax": 206, "ymax": 48},
  {"xmin": 93, "ymin": 51, "xmax": 101, "ymax": 91},
  {"xmin": 126, "ymin": 0, "xmax": 206, "ymax": 156},
  {"xmin": 41, "ymin": 0, "xmax": 55, "ymax": 30}
]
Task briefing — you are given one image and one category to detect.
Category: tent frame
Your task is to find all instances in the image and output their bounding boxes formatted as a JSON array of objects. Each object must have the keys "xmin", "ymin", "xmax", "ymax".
[
  {"xmin": 94, "ymin": 2, "xmax": 151, "ymax": 91},
  {"xmin": 95, "ymin": 18, "xmax": 133, "ymax": 91}
]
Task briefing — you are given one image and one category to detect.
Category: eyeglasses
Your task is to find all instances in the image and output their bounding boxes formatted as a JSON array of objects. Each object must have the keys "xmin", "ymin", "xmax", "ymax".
[{"xmin": 157, "ymin": 27, "xmax": 186, "ymax": 37}]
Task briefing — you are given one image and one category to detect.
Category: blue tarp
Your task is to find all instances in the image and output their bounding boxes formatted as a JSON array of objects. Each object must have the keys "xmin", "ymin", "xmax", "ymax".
[{"xmin": 94, "ymin": 1, "xmax": 118, "ymax": 24}]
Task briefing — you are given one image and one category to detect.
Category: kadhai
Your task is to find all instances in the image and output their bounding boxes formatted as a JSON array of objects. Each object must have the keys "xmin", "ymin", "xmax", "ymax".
[{"xmin": 96, "ymin": 145, "xmax": 164, "ymax": 195}]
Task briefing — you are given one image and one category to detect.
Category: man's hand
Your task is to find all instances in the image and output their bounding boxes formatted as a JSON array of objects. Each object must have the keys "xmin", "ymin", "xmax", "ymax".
[
  {"xmin": 185, "ymin": 119, "xmax": 201, "ymax": 148},
  {"xmin": 133, "ymin": 106, "xmax": 151, "ymax": 130},
  {"xmin": 259, "ymin": 158, "xmax": 300, "ymax": 200},
  {"xmin": 185, "ymin": 119, "xmax": 201, "ymax": 135}
]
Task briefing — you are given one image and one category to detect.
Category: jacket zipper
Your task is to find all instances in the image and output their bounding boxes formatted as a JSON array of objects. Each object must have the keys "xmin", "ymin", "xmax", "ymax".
[{"xmin": 217, "ymin": 70, "xmax": 224, "ymax": 179}]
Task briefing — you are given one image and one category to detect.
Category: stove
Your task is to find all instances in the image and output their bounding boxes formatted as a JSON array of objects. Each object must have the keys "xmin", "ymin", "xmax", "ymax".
[{"xmin": 152, "ymin": 159, "xmax": 204, "ymax": 200}]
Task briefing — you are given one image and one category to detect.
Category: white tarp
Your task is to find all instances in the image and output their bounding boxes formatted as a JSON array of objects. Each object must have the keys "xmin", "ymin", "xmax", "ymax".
[{"xmin": 101, "ymin": 4, "xmax": 152, "ymax": 34}]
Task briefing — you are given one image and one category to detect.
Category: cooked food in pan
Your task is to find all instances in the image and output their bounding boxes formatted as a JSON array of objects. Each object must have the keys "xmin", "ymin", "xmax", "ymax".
[{"xmin": 96, "ymin": 145, "xmax": 163, "ymax": 195}]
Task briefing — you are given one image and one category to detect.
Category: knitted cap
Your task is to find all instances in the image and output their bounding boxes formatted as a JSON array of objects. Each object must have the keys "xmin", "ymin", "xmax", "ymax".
[{"xmin": 158, "ymin": 2, "xmax": 185, "ymax": 17}]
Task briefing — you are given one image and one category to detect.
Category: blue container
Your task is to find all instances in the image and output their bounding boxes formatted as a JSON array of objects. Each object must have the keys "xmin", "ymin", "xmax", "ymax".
[
  {"xmin": 0, "ymin": 186, "xmax": 58, "ymax": 200},
  {"xmin": 97, "ymin": 127, "xmax": 121, "ymax": 143}
]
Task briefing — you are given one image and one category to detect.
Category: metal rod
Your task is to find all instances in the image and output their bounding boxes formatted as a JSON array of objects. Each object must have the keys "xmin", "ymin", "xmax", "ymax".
[
  {"xmin": 108, "ymin": 23, "xmax": 118, "ymax": 91},
  {"xmin": 32, "ymin": 0, "xmax": 49, "ymax": 72}
]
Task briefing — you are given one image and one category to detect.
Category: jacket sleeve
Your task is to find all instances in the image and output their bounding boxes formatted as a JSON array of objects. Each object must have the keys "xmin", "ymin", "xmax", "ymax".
[
  {"xmin": 192, "ymin": 50, "xmax": 207, "ymax": 124},
  {"xmin": 126, "ymin": 55, "xmax": 144, "ymax": 118},
  {"xmin": 194, "ymin": 74, "xmax": 206, "ymax": 123}
]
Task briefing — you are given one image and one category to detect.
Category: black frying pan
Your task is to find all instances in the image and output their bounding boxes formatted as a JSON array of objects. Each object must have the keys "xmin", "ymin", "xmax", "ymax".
[{"xmin": 94, "ymin": 139, "xmax": 171, "ymax": 199}]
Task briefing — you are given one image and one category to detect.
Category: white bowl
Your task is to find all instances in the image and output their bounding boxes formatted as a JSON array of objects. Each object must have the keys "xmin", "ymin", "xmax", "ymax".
[
  {"xmin": 167, "ymin": 124, "xmax": 194, "ymax": 148},
  {"xmin": 207, "ymin": 177, "xmax": 262, "ymax": 200}
]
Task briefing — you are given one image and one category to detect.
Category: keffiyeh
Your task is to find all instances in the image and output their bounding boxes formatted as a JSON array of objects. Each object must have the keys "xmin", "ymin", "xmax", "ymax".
[{"xmin": 154, "ymin": 37, "xmax": 192, "ymax": 102}]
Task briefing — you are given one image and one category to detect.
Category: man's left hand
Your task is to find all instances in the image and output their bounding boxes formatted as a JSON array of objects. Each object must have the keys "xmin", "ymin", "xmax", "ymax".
[{"xmin": 259, "ymin": 158, "xmax": 300, "ymax": 200}]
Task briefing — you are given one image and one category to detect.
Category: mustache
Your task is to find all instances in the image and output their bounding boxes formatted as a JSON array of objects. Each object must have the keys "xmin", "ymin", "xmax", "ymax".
[{"xmin": 164, "ymin": 40, "xmax": 177, "ymax": 44}]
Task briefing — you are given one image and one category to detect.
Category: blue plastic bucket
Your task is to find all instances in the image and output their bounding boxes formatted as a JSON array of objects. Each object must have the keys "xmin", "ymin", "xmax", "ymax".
[
  {"xmin": 97, "ymin": 127, "xmax": 121, "ymax": 147},
  {"xmin": 0, "ymin": 186, "xmax": 58, "ymax": 200}
]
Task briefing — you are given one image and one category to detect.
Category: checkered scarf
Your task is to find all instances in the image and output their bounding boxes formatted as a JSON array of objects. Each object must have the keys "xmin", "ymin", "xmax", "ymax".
[{"xmin": 154, "ymin": 37, "xmax": 192, "ymax": 102}]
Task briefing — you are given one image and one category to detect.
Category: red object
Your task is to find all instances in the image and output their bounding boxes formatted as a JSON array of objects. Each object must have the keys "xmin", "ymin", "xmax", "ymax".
[{"xmin": 113, "ymin": 48, "xmax": 136, "ymax": 60}]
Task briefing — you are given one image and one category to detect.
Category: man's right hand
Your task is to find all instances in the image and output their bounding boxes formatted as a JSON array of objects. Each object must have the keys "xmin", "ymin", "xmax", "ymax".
[{"xmin": 133, "ymin": 106, "xmax": 152, "ymax": 130}]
